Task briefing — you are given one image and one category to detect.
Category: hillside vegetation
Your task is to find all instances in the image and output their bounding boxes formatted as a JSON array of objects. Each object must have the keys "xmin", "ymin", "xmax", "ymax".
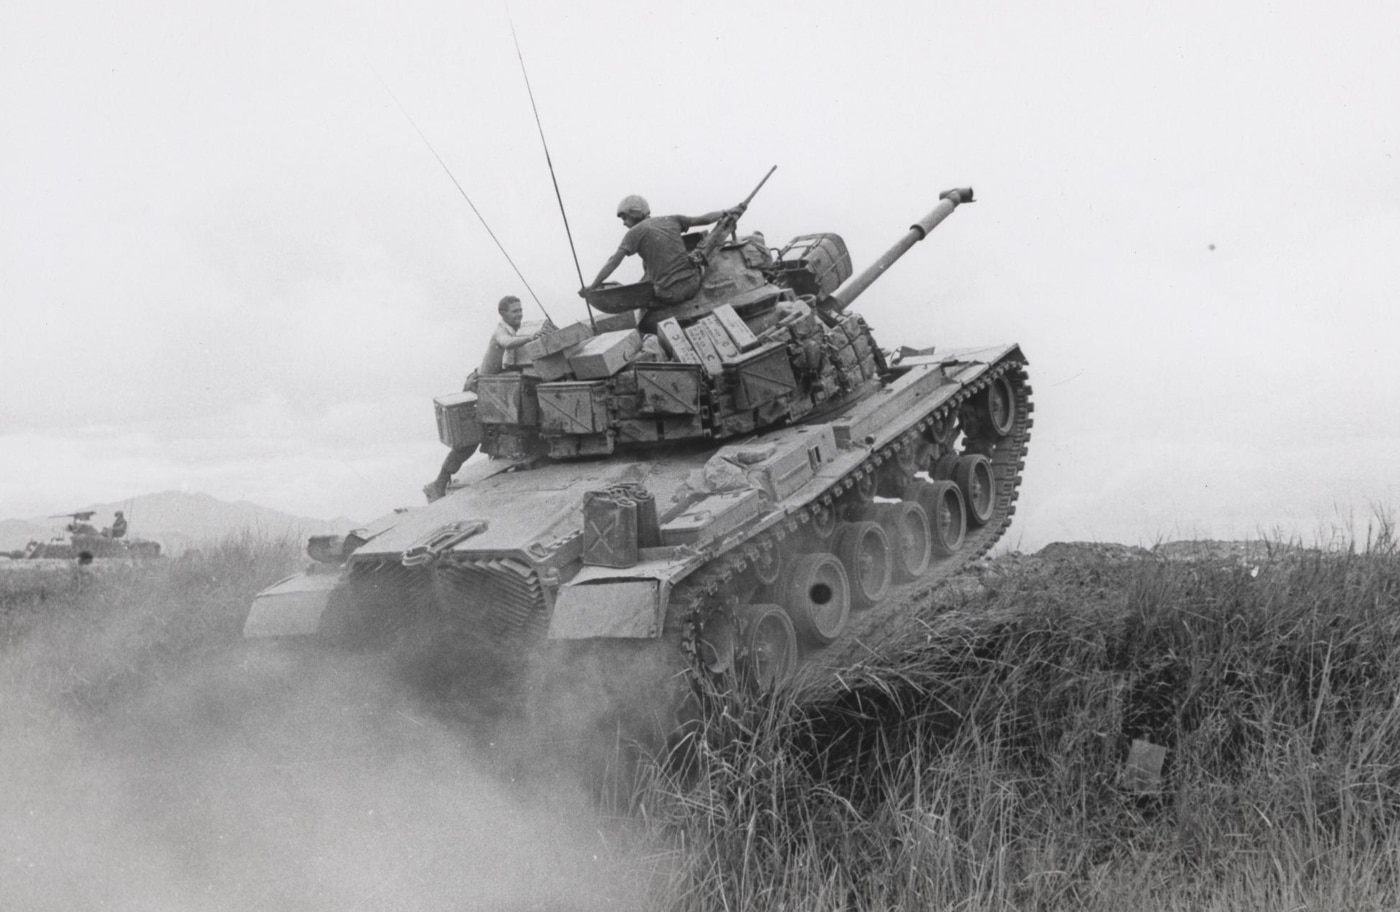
[{"xmin": 3, "ymin": 527, "xmax": 1399, "ymax": 910}]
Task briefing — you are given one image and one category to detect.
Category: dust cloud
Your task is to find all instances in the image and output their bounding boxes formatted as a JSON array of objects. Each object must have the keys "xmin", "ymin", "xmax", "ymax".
[{"xmin": 0, "ymin": 601, "xmax": 655, "ymax": 911}]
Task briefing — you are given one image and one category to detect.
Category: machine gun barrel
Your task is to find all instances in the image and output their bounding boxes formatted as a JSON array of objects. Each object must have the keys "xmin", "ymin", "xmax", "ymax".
[{"xmin": 827, "ymin": 187, "xmax": 973, "ymax": 312}]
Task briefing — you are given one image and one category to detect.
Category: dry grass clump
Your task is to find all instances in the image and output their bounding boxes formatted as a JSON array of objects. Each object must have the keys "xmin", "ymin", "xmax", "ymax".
[{"xmin": 637, "ymin": 531, "xmax": 1400, "ymax": 910}]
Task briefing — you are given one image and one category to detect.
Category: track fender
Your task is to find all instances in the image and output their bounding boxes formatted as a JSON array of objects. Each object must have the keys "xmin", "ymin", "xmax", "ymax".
[
  {"xmin": 243, "ymin": 570, "xmax": 342, "ymax": 638},
  {"xmin": 549, "ymin": 578, "xmax": 660, "ymax": 639}
]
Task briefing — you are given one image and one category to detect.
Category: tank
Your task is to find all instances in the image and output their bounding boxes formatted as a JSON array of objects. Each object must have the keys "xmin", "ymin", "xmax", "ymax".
[
  {"xmin": 243, "ymin": 188, "xmax": 1031, "ymax": 723},
  {"xmin": 21, "ymin": 511, "xmax": 162, "ymax": 562}
]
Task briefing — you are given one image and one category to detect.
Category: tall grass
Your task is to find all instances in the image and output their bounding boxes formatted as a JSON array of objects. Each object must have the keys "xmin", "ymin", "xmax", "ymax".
[
  {"xmin": 637, "ymin": 533, "xmax": 1400, "ymax": 910},
  {"xmin": 7, "ymin": 529, "xmax": 1400, "ymax": 908},
  {"xmin": 0, "ymin": 530, "xmax": 301, "ymax": 716}
]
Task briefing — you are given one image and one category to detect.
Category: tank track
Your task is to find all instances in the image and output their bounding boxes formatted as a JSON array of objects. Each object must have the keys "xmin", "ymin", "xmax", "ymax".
[{"xmin": 669, "ymin": 355, "xmax": 1033, "ymax": 681}]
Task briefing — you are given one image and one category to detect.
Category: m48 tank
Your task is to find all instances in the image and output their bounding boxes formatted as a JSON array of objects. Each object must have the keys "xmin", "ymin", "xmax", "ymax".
[{"xmin": 244, "ymin": 188, "xmax": 1031, "ymax": 713}]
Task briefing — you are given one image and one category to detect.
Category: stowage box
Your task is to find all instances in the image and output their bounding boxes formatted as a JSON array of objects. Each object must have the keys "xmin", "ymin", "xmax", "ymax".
[
  {"xmin": 660, "ymin": 489, "xmax": 763, "ymax": 547},
  {"xmin": 538, "ymin": 380, "xmax": 610, "ymax": 435},
  {"xmin": 477, "ymin": 374, "xmax": 540, "ymax": 425},
  {"xmin": 568, "ymin": 330, "xmax": 643, "ymax": 380},
  {"xmin": 433, "ymin": 391, "xmax": 482, "ymax": 448}
]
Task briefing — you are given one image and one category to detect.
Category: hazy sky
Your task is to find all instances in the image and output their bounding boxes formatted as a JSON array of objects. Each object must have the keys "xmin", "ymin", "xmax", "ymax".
[{"xmin": 3, "ymin": 0, "xmax": 1397, "ymax": 550}]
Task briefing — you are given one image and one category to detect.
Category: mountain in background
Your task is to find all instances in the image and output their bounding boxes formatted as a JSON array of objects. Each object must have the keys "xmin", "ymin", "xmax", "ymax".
[{"xmin": 0, "ymin": 491, "xmax": 361, "ymax": 554}]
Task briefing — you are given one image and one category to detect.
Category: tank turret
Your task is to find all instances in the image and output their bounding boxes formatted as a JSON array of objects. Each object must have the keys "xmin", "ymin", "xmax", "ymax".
[{"xmin": 455, "ymin": 189, "xmax": 977, "ymax": 464}]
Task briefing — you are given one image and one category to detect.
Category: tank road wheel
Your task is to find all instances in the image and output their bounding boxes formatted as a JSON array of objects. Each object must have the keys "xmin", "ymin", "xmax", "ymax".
[
  {"xmin": 808, "ymin": 499, "xmax": 838, "ymax": 543},
  {"xmin": 832, "ymin": 521, "xmax": 892, "ymax": 609},
  {"xmin": 915, "ymin": 481, "xmax": 967, "ymax": 557},
  {"xmin": 697, "ymin": 614, "xmax": 737, "ymax": 674},
  {"xmin": 982, "ymin": 374, "xmax": 1017, "ymax": 438},
  {"xmin": 737, "ymin": 604, "xmax": 798, "ymax": 692},
  {"xmin": 782, "ymin": 553, "xmax": 851, "ymax": 645},
  {"xmin": 877, "ymin": 460, "xmax": 914, "ymax": 499},
  {"xmin": 925, "ymin": 412, "xmax": 958, "ymax": 447},
  {"xmin": 751, "ymin": 543, "xmax": 784, "ymax": 588},
  {"xmin": 932, "ymin": 453, "xmax": 959, "ymax": 481},
  {"xmin": 848, "ymin": 470, "xmax": 878, "ymax": 511},
  {"xmin": 952, "ymin": 454, "xmax": 996, "ymax": 527},
  {"xmin": 863, "ymin": 501, "xmax": 932, "ymax": 581}
]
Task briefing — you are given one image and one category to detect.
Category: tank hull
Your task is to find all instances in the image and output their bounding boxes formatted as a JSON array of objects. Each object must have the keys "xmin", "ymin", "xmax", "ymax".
[{"xmin": 246, "ymin": 344, "xmax": 1030, "ymax": 694}]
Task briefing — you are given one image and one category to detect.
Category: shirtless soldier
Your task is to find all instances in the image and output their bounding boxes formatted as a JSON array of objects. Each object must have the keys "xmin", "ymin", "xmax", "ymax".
[{"xmin": 423, "ymin": 295, "xmax": 542, "ymax": 502}]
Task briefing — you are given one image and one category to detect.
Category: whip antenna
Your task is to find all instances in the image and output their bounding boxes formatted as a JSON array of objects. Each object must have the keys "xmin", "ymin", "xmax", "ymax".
[
  {"xmin": 508, "ymin": 17, "xmax": 594, "ymax": 328},
  {"xmin": 371, "ymin": 64, "xmax": 552, "ymax": 323}
]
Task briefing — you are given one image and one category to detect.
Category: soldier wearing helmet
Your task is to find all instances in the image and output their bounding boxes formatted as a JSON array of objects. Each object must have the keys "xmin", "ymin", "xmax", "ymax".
[{"xmin": 583, "ymin": 195, "xmax": 745, "ymax": 306}]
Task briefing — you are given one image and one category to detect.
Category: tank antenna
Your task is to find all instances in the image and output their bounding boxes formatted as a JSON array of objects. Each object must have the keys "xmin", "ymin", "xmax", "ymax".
[
  {"xmin": 508, "ymin": 17, "xmax": 594, "ymax": 329},
  {"xmin": 370, "ymin": 64, "xmax": 553, "ymax": 323}
]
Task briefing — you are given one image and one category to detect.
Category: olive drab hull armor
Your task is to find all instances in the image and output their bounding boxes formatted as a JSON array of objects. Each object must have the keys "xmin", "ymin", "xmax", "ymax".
[{"xmin": 244, "ymin": 189, "xmax": 1032, "ymax": 722}]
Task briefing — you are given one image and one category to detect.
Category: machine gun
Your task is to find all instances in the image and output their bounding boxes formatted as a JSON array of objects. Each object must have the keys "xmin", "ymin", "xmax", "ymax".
[{"xmin": 690, "ymin": 165, "xmax": 777, "ymax": 268}]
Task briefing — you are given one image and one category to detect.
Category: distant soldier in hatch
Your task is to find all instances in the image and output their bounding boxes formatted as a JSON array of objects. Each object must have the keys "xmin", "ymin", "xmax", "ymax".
[
  {"xmin": 582, "ymin": 195, "xmax": 746, "ymax": 306},
  {"xmin": 423, "ymin": 295, "xmax": 544, "ymax": 503},
  {"xmin": 108, "ymin": 510, "xmax": 127, "ymax": 539}
]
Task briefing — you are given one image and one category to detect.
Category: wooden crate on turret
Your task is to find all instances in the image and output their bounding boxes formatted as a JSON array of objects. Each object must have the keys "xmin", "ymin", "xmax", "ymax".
[{"xmin": 568, "ymin": 330, "xmax": 642, "ymax": 379}]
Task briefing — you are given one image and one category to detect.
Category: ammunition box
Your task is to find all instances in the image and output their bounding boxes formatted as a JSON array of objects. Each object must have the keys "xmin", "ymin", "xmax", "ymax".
[
  {"xmin": 727, "ymin": 342, "xmax": 799, "ymax": 410},
  {"xmin": 634, "ymin": 362, "xmax": 704, "ymax": 415},
  {"xmin": 538, "ymin": 380, "xmax": 610, "ymax": 435},
  {"xmin": 523, "ymin": 321, "xmax": 594, "ymax": 361},
  {"xmin": 713, "ymin": 304, "xmax": 760, "ymax": 351},
  {"xmin": 683, "ymin": 324, "xmax": 725, "ymax": 377},
  {"xmin": 477, "ymin": 374, "xmax": 539, "ymax": 425},
  {"xmin": 433, "ymin": 391, "xmax": 482, "ymax": 449},
  {"xmin": 697, "ymin": 314, "xmax": 741, "ymax": 360},
  {"xmin": 532, "ymin": 348, "xmax": 579, "ymax": 382},
  {"xmin": 656, "ymin": 318, "xmax": 701, "ymax": 364},
  {"xmin": 568, "ymin": 330, "xmax": 642, "ymax": 379}
]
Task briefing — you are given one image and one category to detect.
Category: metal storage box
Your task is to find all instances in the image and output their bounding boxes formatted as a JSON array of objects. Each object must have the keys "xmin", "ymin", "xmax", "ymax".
[
  {"xmin": 538, "ymin": 380, "xmax": 610, "ymax": 435},
  {"xmin": 634, "ymin": 362, "xmax": 704, "ymax": 415},
  {"xmin": 433, "ymin": 391, "xmax": 482, "ymax": 448},
  {"xmin": 741, "ymin": 425, "xmax": 837, "ymax": 501},
  {"xmin": 660, "ymin": 489, "xmax": 762, "ymax": 547},
  {"xmin": 727, "ymin": 342, "xmax": 798, "ymax": 409},
  {"xmin": 477, "ymin": 374, "xmax": 539, "ymax": 425}
]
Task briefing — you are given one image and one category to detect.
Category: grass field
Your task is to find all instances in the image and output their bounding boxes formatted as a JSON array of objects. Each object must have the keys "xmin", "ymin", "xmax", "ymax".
[{"xmin": 3, "ymin": 524, "xmax": 1398, "ymax": 910}]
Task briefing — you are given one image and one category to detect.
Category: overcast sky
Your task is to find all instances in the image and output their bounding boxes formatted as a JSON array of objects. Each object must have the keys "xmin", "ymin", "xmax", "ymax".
[{"xmin": 3, "ymin": 0, "xmax": 1397, "ymax": 550}]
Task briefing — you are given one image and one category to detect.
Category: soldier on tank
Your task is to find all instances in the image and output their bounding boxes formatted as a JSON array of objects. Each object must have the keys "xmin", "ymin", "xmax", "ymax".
[
  {"xmin": 582, "ymin": 195, "xmax": 746, "ymax": 306},
  {"xmin": 108, "ymin": 510, "xmax": 127, "ymax": 539},
  {"xmin": 424, "ymin": 295, "xmax": 544, "ymax": 502}
]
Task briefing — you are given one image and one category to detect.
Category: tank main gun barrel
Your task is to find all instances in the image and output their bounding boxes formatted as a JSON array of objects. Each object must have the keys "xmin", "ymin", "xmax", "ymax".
[{"xmin": 827, "ymin": 187, "xmax": 974, "ymax": 312}]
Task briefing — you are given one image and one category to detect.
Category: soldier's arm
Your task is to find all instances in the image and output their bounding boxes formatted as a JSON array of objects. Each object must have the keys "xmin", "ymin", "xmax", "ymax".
[
  {"xmin": 587, "ymin": 248, "xmax": 628, "ymax": 289},
  {"xmin": 681, "ymin": 205, "xmax": 745, "ymax": 229},
  {"xmin": 494, "ymin": 325, "xmax": 537, "ymax": 350}
]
